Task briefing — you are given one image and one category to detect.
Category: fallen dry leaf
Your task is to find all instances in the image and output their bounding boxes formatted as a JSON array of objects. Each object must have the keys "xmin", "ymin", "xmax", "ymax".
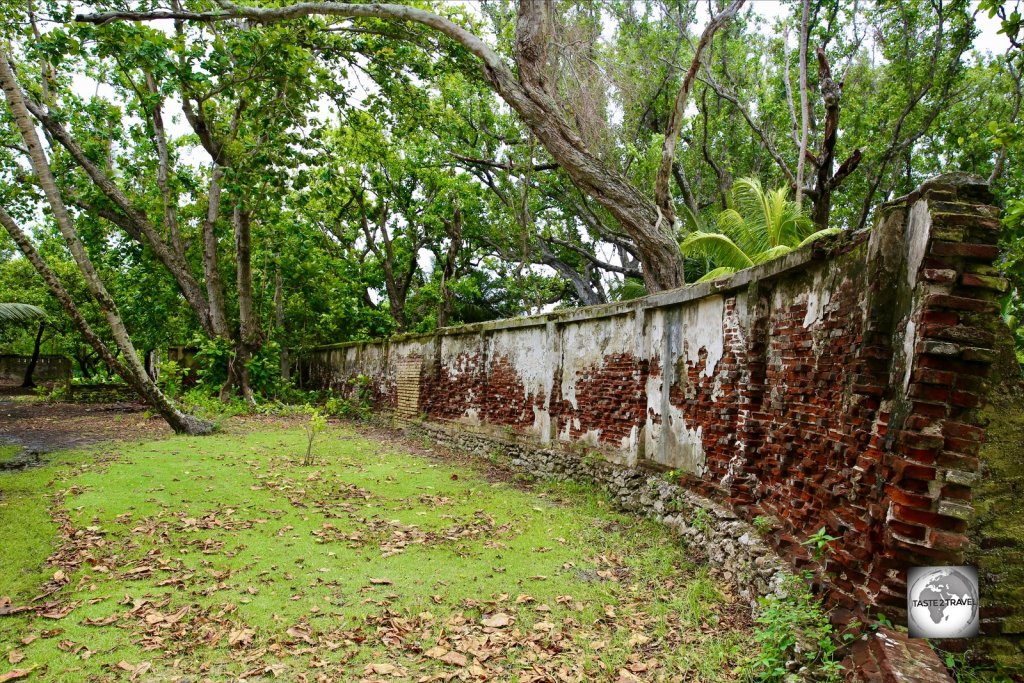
[
  {"xmin": 480, "ymin": 613, "xmax": 511, "ymax": 628},
  {"xmin": 363, "ymin": 662, "xmax": 397, "ymax": 675},
  {"xmin": 368, "ymin": 578, "xmax": 392, "ymax": 586},
  {"xmin": 439, "ymin": 651, "xmax": 467, "ymax": 667},
  {"xmin": 0, "ymin": 665, "xmax": 37, "ymax": 682},
  {"xmin": 228, "ymin": 628, "xmax": 255, "ymax": 648},
  {"xmin": 5, "ymin": 651, "xmax": 24, "ymax": 666}
]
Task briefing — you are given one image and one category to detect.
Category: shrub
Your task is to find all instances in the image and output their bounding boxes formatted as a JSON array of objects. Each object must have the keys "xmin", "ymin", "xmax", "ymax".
[
  {"xmin": 157, "ymin": 358, "xmax": 186, "ymax": 399},
  {"xmin": 745, "ymin": 572, "xmax": 844, "ymax": 682}
]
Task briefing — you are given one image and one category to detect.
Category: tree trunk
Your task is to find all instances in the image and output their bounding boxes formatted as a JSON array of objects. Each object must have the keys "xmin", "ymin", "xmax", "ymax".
[
  {"xmin": 795, "ymin": 0, "xmax": 810, "ymax": 206},
  {"xmin": 0, "ymin": 51, "xmax": 212, "ymax": 435},
  {"xmin": 274, "ymin": 258, "xmax": 290, "ymax": 382},
  {"xmin": 21, "ymin": 321, "xmax": 44, "ymax": 388},
  {"xmin": 203, "ymin": 166, "xmax": 232, "ymax": 338},
  {"xmin": 24, "ymin": 99, "xmax": 220, "ymax": 338},
  {"xmin": 233, "ymin": 206, "xmax": 258, "ymax": 403},
  {"xmin": 438, "ymin": 206, "xmax": 464, "ymax": 330}
]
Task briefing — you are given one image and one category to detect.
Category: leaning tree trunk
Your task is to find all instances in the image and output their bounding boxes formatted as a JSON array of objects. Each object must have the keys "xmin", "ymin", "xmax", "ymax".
[
  {"xmin": 21, "ymin": 320, "xmax": 44, "ymax": 388},
  {"xmin": 0, "ymin": 206, "xmax": 213, "ymax": 434},
  {"xmin": 0, "ymin": 50, "xmax": 213, "ymax": 435}
]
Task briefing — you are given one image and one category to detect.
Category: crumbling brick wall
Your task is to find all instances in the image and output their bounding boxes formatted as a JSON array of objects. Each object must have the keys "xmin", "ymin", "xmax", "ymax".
[{"xmin": 301, "ymin": 174, "xmax": 1021, "ymax": 671}]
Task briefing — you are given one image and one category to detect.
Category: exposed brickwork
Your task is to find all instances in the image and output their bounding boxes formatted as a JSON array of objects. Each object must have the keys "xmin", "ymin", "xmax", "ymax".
[
  {"xmin": 425, "ymin": 349, "xmax": 487, "ymax": 422},
  {"xmin": 551, "ymin": 353, "xmax": 649, "ymax": 446},
  {"xmin": 479, "ymin": 355, "xmax": 541, "ymax": 429}
]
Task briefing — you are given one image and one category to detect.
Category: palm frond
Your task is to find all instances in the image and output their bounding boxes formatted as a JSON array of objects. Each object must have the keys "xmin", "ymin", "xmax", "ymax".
[
  {"xmin": 695, "ymin": 266, "xmax": 737, "ymax": 283},
  {"xmin": 678, "ymin": 205, "xmax": 707, "ymax": 236},
  {"xmin": 726, "ymin": 179, "xmax": 772, "ymax": 254},
  {"xmin": 795, "ymin": 227, "xmax": 842, "ymax": 249},
  {"xmin": 751, "ymin": 245, "xmax": 794, "ymax": 264},
  {"xmin": 0, "ymin": 303, "xmax": 46, "ymax": 324},
  {"xmin": 679, "ymin": 231, "xmax": 755, "ymax": 271}
]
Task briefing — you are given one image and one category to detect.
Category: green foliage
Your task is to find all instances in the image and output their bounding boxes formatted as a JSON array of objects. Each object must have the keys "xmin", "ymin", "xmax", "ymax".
[
  {"xmin": 745, "ymin": 573, "xmax": 843, "ymax": 682},
  {"xmin": 322, "ymin": 375, "xmax": 373, "ymax": 420},
  {"xmin": 753, "ymin": 515, "xmax": 774, "ymax": 537},
  {"xmin": 801, "ymin": 526, "xmax": 839, "ymax": 562},
  {"xmin": 156, "ymin": 359, "xmax": 185, "ymax": 400},
  {"xmin": 0, "ymin": 302, "xmax": 46, "ymax": 324},
  {"xmin": 691, "ymin": 507, "xmax": 712, "ymax": 533},
  {"xmin": 179, "ymin": 387, "xmax": 248, "ymax": 422},
  {"xmin": 940, "ymin": 648, "xmax": 1012, "ymax": 683},
  {"xmin": 191, "ymin": 337, "xmax": 235, "ymax": 392},
  {"xmin": 680, "ymin": 178, "xmax": 838, "ymax": 283}
]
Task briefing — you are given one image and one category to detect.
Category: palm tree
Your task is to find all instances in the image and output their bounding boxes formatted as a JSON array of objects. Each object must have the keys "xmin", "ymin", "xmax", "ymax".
[
  {"xmin": 0, "ymin": 303, "xmax": 48, "ymax": 388},
  {"xmin": 679, "ymin": 178, "xmax": 840, "ymax": 283},
  {"xmin": 0, "ymin": 303, "xmax": 46, "ymax": 325}
]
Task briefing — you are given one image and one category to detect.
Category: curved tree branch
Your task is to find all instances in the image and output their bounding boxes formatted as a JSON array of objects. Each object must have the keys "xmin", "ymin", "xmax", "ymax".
[{"xmin": 655, "ymin": 0, "xmax": 744, "ymax": 226}]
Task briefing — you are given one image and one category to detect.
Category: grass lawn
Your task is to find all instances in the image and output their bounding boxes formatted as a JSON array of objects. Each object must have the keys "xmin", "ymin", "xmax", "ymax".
[{"xmin": 0, "ymin": 420, "xmax": 754, "ymax": 682}]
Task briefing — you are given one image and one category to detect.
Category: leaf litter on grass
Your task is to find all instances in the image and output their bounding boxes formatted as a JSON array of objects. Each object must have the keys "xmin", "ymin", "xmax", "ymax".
[{"xmin": 0, "ymin": 423, "xmax": 753, "ymax": 681}]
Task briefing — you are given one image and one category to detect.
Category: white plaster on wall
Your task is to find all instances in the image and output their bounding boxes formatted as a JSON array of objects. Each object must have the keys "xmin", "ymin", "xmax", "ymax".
[
  {"xmin": 900, "ymin": 202, "xmax": 933, "ymax": 392},
  {"xmin": 905, "ymin": 201, "xmax": 931, "ymax": 289},
  {"xmin": 662, "ymin": 402, "xmax": 707, "ymax": 475},
  {"xmin": 802, "ymin": 269, "xmax": 834, "ymax": 328},
  {"xmin": 681, "ymin": 296, "xmax": 725, "ymax": 378},
  {"xmin": 490, "ymin": 327, "xmax": 552, "ymax": 402},
  {"xmin": 560, "ymin": 314, "xmax": 637, "ymax": 410}
]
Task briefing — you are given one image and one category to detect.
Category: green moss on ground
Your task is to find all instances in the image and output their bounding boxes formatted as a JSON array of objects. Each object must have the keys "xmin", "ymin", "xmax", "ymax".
[
  {"xmin": 0, "ymin": 445, "xmax": 20, "ymax": 465},
  {"xmin": 0, "ymin": 424, "xmax": 754, "ymax": 681}
]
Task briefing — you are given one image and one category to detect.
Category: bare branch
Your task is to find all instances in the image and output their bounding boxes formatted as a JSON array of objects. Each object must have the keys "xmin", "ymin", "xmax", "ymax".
[
  {"xmin": 795, "ymin": 0, "xmax": 810, "ymax": 206},
  {"xmin": 451, "ymin": 153, "xmax": 557, "ymax": 173},
  {"xmin": 655, "ymin": 0, "xmax": 744, "ymax": 226}
]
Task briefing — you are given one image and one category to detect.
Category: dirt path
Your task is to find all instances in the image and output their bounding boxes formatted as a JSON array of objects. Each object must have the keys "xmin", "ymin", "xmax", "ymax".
[{"xmin": 0, "ymin": 387, "xmax": 169, "ymax": 463}]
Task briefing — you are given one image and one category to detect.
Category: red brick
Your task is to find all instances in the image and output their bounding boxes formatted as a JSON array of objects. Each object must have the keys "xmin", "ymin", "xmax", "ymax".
[
  {"xmin": 919, "ymin": 310, "xmax": 960, "ymax": 326},
  {"xmin": 892, "ymin": 504, "xmax": 967, "ymax": 532},
  {"xmin": 923, "ymin": 294, "xmax": 1000, "ymax": 313},
  {"xmin": 929, "ymin": 529, "xmax": 968, "ymax": 551},
  {"xmin": 929, "ymin": 241, "xmax": 1001, "ymax": 259}
]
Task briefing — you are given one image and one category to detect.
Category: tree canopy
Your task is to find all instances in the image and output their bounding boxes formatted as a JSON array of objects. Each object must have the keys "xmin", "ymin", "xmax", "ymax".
[{"xmin": 1, "ymin": 0, "xmax": 1021, "ymax": 424}]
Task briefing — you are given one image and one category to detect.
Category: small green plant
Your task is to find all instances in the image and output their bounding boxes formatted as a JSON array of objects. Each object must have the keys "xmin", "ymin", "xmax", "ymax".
[
  {"xmin": 303, "ymin": 407, "xmax": 327, "ymax": 466},
  {"xmin": 753, "ymin": 515, "xmax": 774, "ymax": 537},
  {"xmin": 871, "ymin": 612, "xmax": 894, "ymax": 630},
  {"xmin": 322, "ymin": 377, "xmax": 373, "ymax": 420},
  {"xmin": 745, "ymin": 572, "xmax": 843, "ymax": 682},
  {"xmin": 802, "ymin": 526, "xmax": 839, "ymax": 562},
  {"xmin": 940, "ymin": 649, "xmax": 1004, "ymax": 683},
  {"xmin": 691, "ymin": 507, "xmax": 712, "ymax": 532}
]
